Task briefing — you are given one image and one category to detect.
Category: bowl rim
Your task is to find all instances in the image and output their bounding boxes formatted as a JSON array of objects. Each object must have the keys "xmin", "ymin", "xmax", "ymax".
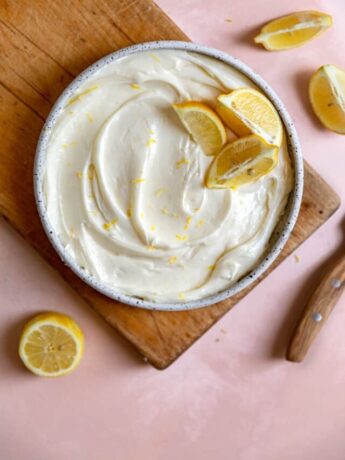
[{"xmin": 34, "ymin": 40, "xmax": 304, "ymax": 311}]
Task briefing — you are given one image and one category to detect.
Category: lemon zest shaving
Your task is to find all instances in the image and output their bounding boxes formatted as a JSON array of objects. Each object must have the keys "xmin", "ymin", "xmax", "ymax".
[
  {"xmin": 103, "ymin": 219, "xmax": 118, "ymax": 231},
  {"xmin": 168, "ymin": 256, "xmax": 177, "ymax": 265},
  {"xmin": 76, "ymin": 171, "xmax": 83, "ymax": 178},
  {"xmin": 155, "ymin": 188, "xmax": 167, "ymax": 197},
  {"xmin": 150, "ymin": 225, "xmax": 156, "ymax": 232},
  {"xmin": 62, "ymin": 141, "xmax": 77, "ymax": 149},
  {"xmin": 130, "ymin": 83, "xmax": 141, "ymax": 90},
  {"xmin": 88, "ymin": 164, "xmax": 95, "ymax": 180},
  {"xmin": 131, "ymin": 178, "xmax": 145, "ymax": 184},
  {"xmin": 176, "ymin": 233, "xmax": 188, "ymax": 241},
  {"xmin": 146, "ymin": 137, "xmax": 156, "ymax": 147},
  {"xmin": 161, "ymin": 207, "xmax": 170, "ymax": 215},
  {"xmin": 196, "ymin": 219, "xmax": 205, "ymax": 228},
  {"xmin": 147, "ymin": 244, "xmax": 156, "ymax": 251},
  {"xmin": 184, "ymin": 216, "xmax": 192, "ymax": 231},
  {"xmin": 67, "ymin": 85, "xmax": 99, "ymax": 106},
  {"xmin": 178, "ymin": 293, "xmax": 186, "ymax": 300},
  {"xmin": 150, "ymin": 53, "xmax": 160, "ymax": 62},
  {"xmin": 176, "ymin": 157, "xmax": 190, "ymax": 169}
]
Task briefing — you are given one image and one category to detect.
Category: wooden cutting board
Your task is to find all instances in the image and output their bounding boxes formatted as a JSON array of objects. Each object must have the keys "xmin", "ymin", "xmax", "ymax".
[{"xmin": 0, "ymin": 0, "xmax": 340, "ymax": 369}]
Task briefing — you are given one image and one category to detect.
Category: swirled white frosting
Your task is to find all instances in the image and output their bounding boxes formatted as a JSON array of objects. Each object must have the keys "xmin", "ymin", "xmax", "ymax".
[{"xmin": 43, "ymin": 50, "xmax": 293, "ymax": 303}]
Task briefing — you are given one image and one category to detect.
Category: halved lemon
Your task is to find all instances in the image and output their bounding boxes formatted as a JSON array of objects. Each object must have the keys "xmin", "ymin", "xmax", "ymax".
[
  {"xmin": 19, "ymin": 312, "xmax": 84, "ymax": 377},
  {"xmin": 217, "ymin": 88, "xmax": 283, "ymax": 147},
  {"xmin": 309, "ymin": 64, "xmax": 345, "ymax": 134},
  {"xmin": 206, "ymin": 134, "xmax": 279, "ymax": 189},
  {"xmin": 173, "ymin": 101, "xmax": 227, "ymax": 155},
  {"xmin": 254, "ymin": 11, "xmax": 332, "ymax": 51}
]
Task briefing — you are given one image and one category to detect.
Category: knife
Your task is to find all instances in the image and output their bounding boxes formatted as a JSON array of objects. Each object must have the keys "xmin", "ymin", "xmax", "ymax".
[{"xmin": 286, "ymin": 253, "xmax": 345, "ymax": 362}]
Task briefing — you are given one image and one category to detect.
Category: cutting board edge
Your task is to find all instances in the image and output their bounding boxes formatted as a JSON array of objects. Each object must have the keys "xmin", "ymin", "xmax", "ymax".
[
  {"xmin": 0, "ymin": 158, "xmax": 341, "ymax": 370},
  {"xmin": 150, "ymin": 198, "xmax": 342, "ymax": 369}
]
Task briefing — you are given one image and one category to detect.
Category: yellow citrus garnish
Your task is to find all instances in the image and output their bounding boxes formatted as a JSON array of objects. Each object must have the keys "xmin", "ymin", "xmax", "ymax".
[
  {"xmin": 309, "ymin": 64, "xmax": 345, "ymax": 134},
  {"xmin": 19, "ymin": 312, "xmax": 84, "ymax": 377},
  {"xmin": 155, "ymin": 188, "xmax": 167, "ymax": 197},
  {"xmin": 67, "ymin": 85, "xmax": 99, "ymax": 106},
  {"xmin": 206, "ymin": 134, "xmax": 278, "ymax": 189},
  {"xmin": 176, "ymin": 157, "xmax": 190, "ymax": 169},
  {"xmin": 254, "ymin": 11, "xmax": 332, "ymax": 51},
  {"xmin": 217, "ymin": 88, "xmax": 283, "ymax": 147},
  {"xmin": 131, "ymin": 178, "xmax": 145, "ymax": 184},
  {"xmin": 87, "ymin": 164, "xmax": 95, "ymax": 180},
  {"xmin": 173, "ymin": 101, "xmax": 226, "ymax": 155},
  {"xmin": 184, "ymin": 216, "xmax": 192, "ymax": 230},
  {"xmin": 103, "ymin": 219, "xmax": 117, "ymax": 231},
  {"xmin": 168, "ymin": 256, "xmax": 178, "ymax": 264},
  {"xmin": 176, "ymin": 233, "xmax": 188, "ymax": 241}
]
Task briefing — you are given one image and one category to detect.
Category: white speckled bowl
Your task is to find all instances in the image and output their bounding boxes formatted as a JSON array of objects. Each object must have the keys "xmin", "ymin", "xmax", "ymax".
[{"xmin": 34, "ymin": 41, "xmax": 303, "ymax": 311}]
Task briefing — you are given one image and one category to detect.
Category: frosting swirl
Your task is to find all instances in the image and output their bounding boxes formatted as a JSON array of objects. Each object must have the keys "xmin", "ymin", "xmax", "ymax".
[{"xmin": 43, "ymin": 50, "xmax": 293, "ymax": 302}]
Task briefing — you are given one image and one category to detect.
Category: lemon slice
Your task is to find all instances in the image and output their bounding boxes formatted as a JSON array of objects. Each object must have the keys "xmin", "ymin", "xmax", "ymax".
[
  {"xmin": 19, "ymin": 312, "xmax": 84, "ymax": 377},
  {"xmin": 309, "ymin": 64, "xmax": 345, "ymax": 134},
  {"xmin": 173, "ymin": 101, "xmax": 227, "ymax": 155},
  {"xmin": 217, "ymin": 88, "xmax": 283, "ymax": 147},
  {"xmin": 206, "ymin": 134, "xmax": 279, "ymax": 189},
  {"xmin": 254, "ymin": 11, "xmax": 332, "ymax": 51}
]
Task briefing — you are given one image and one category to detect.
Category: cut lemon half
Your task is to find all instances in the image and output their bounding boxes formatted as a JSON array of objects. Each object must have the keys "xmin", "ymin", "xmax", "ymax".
[
  {"xmin": 254, "ymin": 11, "xmax": 332, "ymax": 51},
  {"xmin": 206, "ymin": 134, "xmax": 279, "ymax": 189},
  {"xmin": 309, "ymin": 64, "xmax": 345, "ymax": 134},
  {"xmin": 217, "ymin": 88, "xmax": 283, "ymax": 147},
  {"xmin": 173, "ymin": 101, "xmax": 227, "ymax": 155},
  {"xmin": 19, "ymin": 312, "xmax": 84, "ymax": 377}
]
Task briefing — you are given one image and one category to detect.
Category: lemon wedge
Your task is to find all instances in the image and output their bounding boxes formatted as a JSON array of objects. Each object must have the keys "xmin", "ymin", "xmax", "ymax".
[
  {"xmin": 254, "ymin": 11, "xmax": 332, "ymax": 51},
  {"xmin": 206, "ymin": 134, "xmax": 279, "ymax": 189},
  {"xmin": 173, "ymin": 101, "xmax": 226, "ymax": 155},
  {"xmin": 309, "ymin": 64, "xmax": 345, "ymax": 134},
  {"xmin": 19, "ymin": 312, "xmax": 84, "ymax": 377},
  {"xmin": 217, "ymin": 88, "xmax": 283, "ymax": 147}
]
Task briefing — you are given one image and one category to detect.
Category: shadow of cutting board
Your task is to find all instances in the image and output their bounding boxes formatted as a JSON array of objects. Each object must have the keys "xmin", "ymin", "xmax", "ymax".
[{"xmin": 0, "ymin": 0, "xmax": 340, "ymax": 369}]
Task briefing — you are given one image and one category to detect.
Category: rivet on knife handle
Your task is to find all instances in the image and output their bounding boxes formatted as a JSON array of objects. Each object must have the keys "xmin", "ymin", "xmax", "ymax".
[{"xmin": 286, "ymin": 254, "xmax": 345, "ymax": 363}]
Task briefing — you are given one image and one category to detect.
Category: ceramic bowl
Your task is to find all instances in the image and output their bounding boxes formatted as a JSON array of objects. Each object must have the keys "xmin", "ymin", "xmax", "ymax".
[{"xmin": 34, "ymin": 41, "xmax": 303, "ymax": 311}]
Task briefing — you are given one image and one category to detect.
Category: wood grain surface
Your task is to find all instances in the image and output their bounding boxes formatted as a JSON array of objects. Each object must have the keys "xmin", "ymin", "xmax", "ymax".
[{"xmin": 0, "ymin": 0, "xmax": 340, "ymax": 369}]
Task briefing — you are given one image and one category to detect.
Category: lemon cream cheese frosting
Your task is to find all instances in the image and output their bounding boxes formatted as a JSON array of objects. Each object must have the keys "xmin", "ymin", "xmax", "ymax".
[{"xmin": 43, "ymin": 50, "xmax": 293, "ymax": 303}]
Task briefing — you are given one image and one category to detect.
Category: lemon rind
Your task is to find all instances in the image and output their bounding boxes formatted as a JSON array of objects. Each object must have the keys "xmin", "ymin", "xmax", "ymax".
[{"xmin": 19, "ymin": 314, "xmax": 84, "ymax": 377}]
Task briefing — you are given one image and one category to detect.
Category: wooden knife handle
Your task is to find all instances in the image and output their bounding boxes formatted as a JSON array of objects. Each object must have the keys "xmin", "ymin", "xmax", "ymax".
[{"xmin": 286, "ymin": 253, "xmax": 345, "ymax": 362}]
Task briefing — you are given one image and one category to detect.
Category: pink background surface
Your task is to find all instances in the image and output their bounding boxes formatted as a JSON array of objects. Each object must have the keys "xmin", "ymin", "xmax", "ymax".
[{"xmin": 1, "ymin": 1, "xmax": 345, "ymax": 459}]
